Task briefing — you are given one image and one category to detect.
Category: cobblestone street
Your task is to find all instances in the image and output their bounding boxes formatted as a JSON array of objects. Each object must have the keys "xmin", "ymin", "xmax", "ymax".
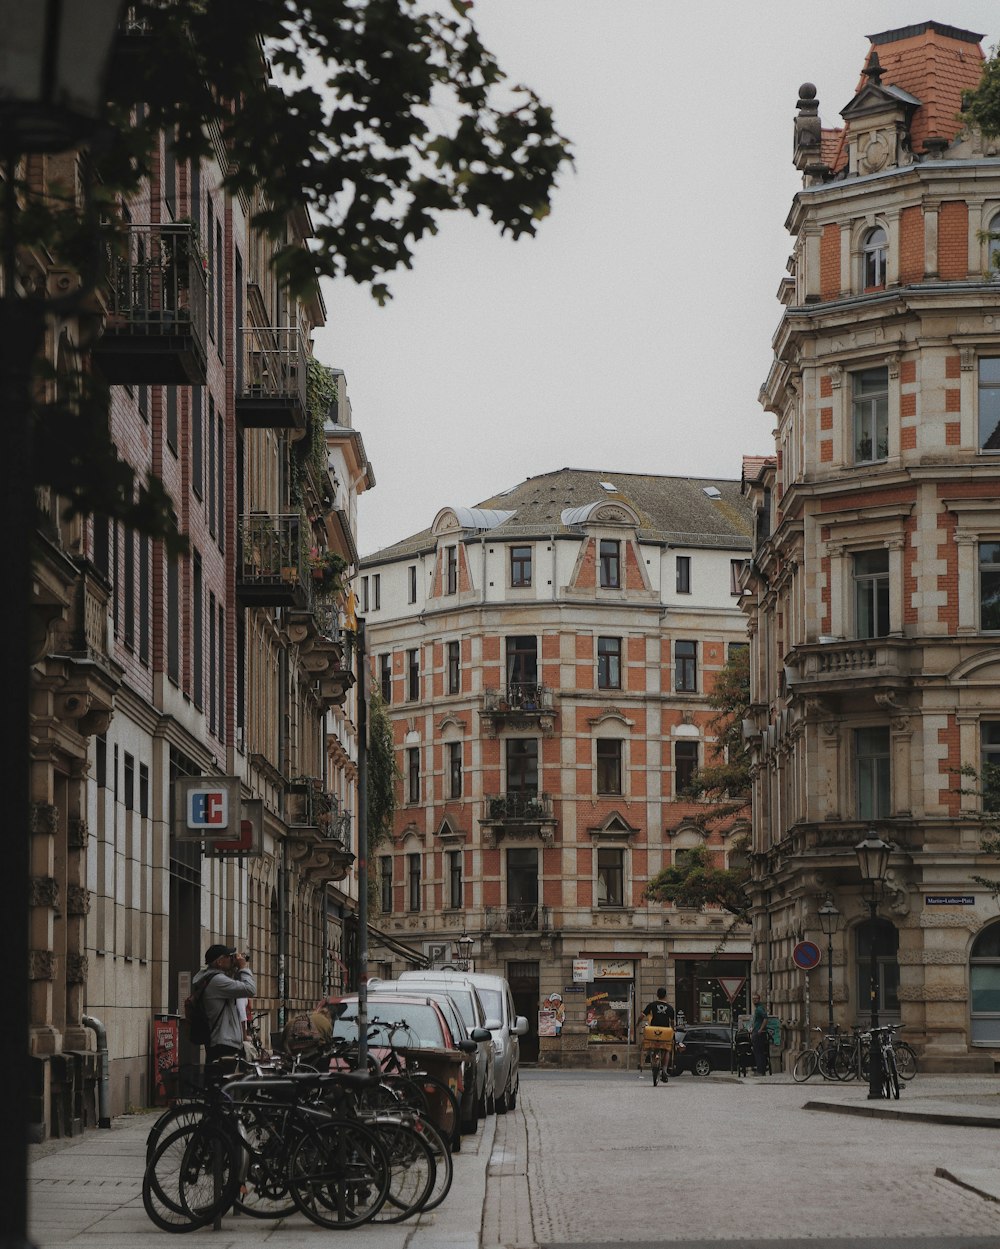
[{"xmin": 483, "ymin": 1071, "xmax": 1000, "ymax": 1248}]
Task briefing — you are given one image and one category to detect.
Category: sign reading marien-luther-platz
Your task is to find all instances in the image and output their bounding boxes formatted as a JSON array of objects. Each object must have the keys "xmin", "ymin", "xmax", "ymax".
[{"xmin": 925, "ymin": 895, "xmax": 975, "ymax": 906}]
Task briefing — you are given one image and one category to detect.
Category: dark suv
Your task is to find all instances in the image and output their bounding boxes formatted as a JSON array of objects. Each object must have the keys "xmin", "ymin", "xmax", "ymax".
[{"xmin": 671, "ymin": 1026, "xmax": 735, "ymax": 1077}]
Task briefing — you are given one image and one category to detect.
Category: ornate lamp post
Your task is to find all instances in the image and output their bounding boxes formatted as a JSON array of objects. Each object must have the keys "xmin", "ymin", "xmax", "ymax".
[
  {"xmin": 453, "ymin": 932, "xmax": 474, "ymax": 972},
  {"xmin": 854, "ymin": 835, "xmax": 893, "ymax": 1099},
  {"xmin": 817, "ymin": 894, "xmax": 840, "ymax": 1033}
]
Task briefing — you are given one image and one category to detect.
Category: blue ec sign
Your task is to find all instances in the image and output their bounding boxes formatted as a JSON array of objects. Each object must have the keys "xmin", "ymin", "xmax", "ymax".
[{"xmin": 187, "ymin": 788, "xmax": 229, "ymax": 829}]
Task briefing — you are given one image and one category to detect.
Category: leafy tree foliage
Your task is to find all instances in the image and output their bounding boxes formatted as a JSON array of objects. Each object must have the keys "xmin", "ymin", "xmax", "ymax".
[
  {"xmin": 27, "ymin": 0, "xmax": 572, "ymax": 545},
  {"xmin": 962, "ymin": 49, "xmax": 1000, "ymax": 138},
  {"xmin": 646, "ymin": 644, "xmax": 752, "ymax": 923},
  {"xmin": 366, "ymin": 684, "xmax": 400, "ymax": 914}
]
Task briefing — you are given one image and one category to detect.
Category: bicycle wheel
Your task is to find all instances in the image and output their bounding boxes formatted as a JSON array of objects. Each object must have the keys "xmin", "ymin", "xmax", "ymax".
[
  {"xmin": 368, "ymin": 1117, "xmax": 436, "ymax": 1224},
  {"xmin": 414, "ymin": 1074, "xmax": 459, "ymax": 1152},
  {"xmin": 883, "ymin": 1048, "xmax": 900, "ymax": 1100},
  {"xmin": 833, "ymin": 1045, "xmax": 856, "ymax": 1081},
  {"xmin": 146, "ymin": 1103, "xmax": 205, "ymax": 1164},
  {"xmin": 288, "ymin": 1118, "xmax": 390, "ymax": 1229},
  {"xmin": 894, "ymin": 1042, "xmax": 917, "ymax": 1081},
  {"xmin": 381, "ymin": 1074, "xmax": 431, "ymax": 1117},
  {"xmin": 234, "ymin": 1115, "xmax": 300, "ymax": 1219},
  {"xmin": 651, "ymin": 1049, "xmax": 661, "ymax": 1087},
  {"xmin": 414, "ymin": 1115, "xmax": 453, "ymax": 1212},
  {"xmin": 792, "ymin": 1049, "xmax": 818, "ymax": 1083},
  {"xmin": 143, "ymin": 1120, "xmax": 241, "ymax": 1233}
]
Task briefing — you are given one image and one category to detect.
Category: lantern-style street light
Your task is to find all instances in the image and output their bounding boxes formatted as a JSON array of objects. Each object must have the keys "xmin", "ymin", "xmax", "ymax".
[
  {"xmin": 1, "ymin": 7, "xmax": 124, "ymax": 1246},
  {"xmin": 454, "ymin": 932, "xmax": 474, "ymax": 972},
  {"xmin": 817, "ymin": 893, "xmax": 840, "ymax": 1033},
  {"xmin": 854, "ymin": 835, "xmax": 893, "ymax": 1099}
]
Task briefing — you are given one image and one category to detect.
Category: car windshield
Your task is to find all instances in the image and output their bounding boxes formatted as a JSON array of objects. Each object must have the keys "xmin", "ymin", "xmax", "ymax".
[
  {"xmin": 476, "ymin": 988, "xmax": 502, "ymax": 1019},
  {"xmin": 326, "ymin": 1002, "xmax": 448, "ymax": 1049}
]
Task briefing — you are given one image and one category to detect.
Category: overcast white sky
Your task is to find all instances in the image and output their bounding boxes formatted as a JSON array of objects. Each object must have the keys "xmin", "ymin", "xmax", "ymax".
[{"xmin": 312, "ymin": 2, "xmax": 999, "ymax": 557}]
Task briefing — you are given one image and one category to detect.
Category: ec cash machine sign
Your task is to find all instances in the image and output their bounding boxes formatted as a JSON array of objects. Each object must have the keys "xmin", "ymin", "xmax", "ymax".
[{"xmin": 187, "ymin": 788, "xmax": 229, "ymax": 829}]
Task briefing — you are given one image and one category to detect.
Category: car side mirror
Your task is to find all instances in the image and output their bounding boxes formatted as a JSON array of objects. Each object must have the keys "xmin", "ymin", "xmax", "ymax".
[
  {"xmin": 458, "ymin": 1038, "xmax": 478, "ymax": 1053},
  {"xmin": 470, "ymin": 1027, "xmax": 491, "ymax": 1042},
  {"xmin": 485, "ymin": 1018, "xmax": 502, "ymax": 1031},
  {"xmin": 512, "ymin": 1015, "xmax": 529, "ymax": 1037}
]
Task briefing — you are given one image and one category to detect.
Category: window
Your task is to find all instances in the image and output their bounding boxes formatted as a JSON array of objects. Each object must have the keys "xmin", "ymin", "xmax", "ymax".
[
  {"xmin": 730, "ymin": 559, "xmax": 747, "ymax": 596},
  {"xmin": 207, "ymin": 394, "xmax": 216, "ymax": 535},
  {"xmin": 407, "ymin": 648, "xmax": 420, "ymax": 700},
  {"xmin": 675, "ymin": 640, "xmax": 697, "ymax": 692},
  {"xmin": 446, "ymin": 545, "xmax": 458, "ymax": 595},
  {"xmin": 981, "ymin": 722, "xmax": 1000, "ymax": 813},
  {"xmin": 139, "ymin": 536, "xmax": 150, "ymax": 664},
  {"xmin": 165, "ymin": 386, "xmax": 178, "ymax": 453},
  {"xmin": 139, "ymin": 763, "xmax": 149, "ymax": 818},
  {"xmin": 511, "ymin": 545, "xmax": 532, "ymax": 587},
  {"xmin": 854, "ymin": 550, "xmax": 890, "ymax": 638},
  {"xmin": 447, "ymin": 640, "xmax": 460, "ymax": 695},
  {"xmin": 852, "ymin": 367, "xmax": 888, "ymax": 463},
  {"xmin": 408, "ymin": 565, "xmax": 417, "ymax": 604},
  {"xmin": 124, "ymin": 752, "xmax": 135, "ymax": 810},
  {"xmin": 862, "ymin": 225, "xmax": 887, "ymax": 288},
  {"xmin": 372, "ymin": 573, "xmax": 381, "ymax": 610},
  {"xmin": 979, "ymin": 358, "xmax": 1000, "ymax": 450},
  {"xmin": 970, "ymin": 922, "xmax": 1000, "ymax": 1044},
  {"xmin": 449, "ymin": 741, "xmax": 463, "ymax": 799},
  {"xmin": 676, "ymin": 555, "xmax": 691, "ymax": 594},
  {"xmin": 597, "ymin": 636, "xmax": 621, "ymax": 689},
  {"xmin": 123, "ymin": 527, "xmax": 135, "ymax": 650},
  {"xmin": 448, "ymin": 849, "xmax": 463, "ymax": 910},
  {"xmin": 856, "ymin": 726, "xmax": 890, "ymax": 819},
  {"xmin": 675, "ymin": 741, "xmax": 699, "ymax": 794},
  {"xmin": 597, "ymin": 848, "xmax": 624, "ymax": 908},
  {"xmin": 597, "ymin": 739, "xmax": 622, "ymax": 794},
  {"xmin": 408, "ymin": 853, "xmax": 421, "ymax": 912},
  {"xmin": 506, "ymin": 738, "xmax": 538, "ymax": 794},
  {"xmin": 988, "ymin": 212, "xmax": 1000, "ymax": 278},
  {"xmin": 599, "ymin": 539, "xmax": 620, "ymax": 588},
  {"xmin": 380, "ymin": 857, "xmax": 393, "ymax": 914},
  {"xmin": 167, "ymin": 555, "xmax": 179, "ymax": 683},
  {"xmin": 506, "ymin": 636, "xmax": 537, "ymax": 698},
  {"xmin": 981, "ymin": 543, "xmax": 1000, "ymax": 631},
  {"xmin": 361, "ymin": 576, "xmax": 369, "ymax": 612},
  {"xmin": 192, "ymin": 552, "xmax": 203, "ymax": 707},
  {"xmin": 407, "ymin": 747, "xmax": 420, "ymax": 803},
  {"xmin": 191, "ymin": 389, "xmax": 203, "ymax": 496},
  {"xmin": 379, "ymin": 654, "xmax": 392, "ymax": 703}
]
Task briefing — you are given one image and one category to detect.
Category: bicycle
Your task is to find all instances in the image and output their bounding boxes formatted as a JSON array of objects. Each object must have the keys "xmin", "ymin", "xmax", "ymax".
[
  {"xmin": 640, "ymin": 1025, "xmax": 675, "ymax": 1087},
  {"xmin": 792, "ymin": 1027, "xmax": 844, "ymax": 1082},
  {"xmin": 867, "ymin": 1025, "xmax": 900, "ymax": 1099}
]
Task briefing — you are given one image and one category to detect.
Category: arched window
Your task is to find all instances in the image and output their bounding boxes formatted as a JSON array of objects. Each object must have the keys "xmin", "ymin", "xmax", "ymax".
[
  {"xmin": 970, "ymin": 922, "xmax": 1000, "ymax": 1044},
  {"xmin": 855, "ymin": 916, "xmax": 899, "ymax": 1020},
  {"xmin": 988, "ymin": 211, "xmax": 1000, "ymax": 279},
  {"xmin": 862, "ymin": 225, "xmax": 887, "ymax": 289}
]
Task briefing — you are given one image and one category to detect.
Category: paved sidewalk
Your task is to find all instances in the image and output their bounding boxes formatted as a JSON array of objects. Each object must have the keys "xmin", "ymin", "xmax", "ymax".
[{"xmin": 29, "ymin": 1107, "xmax": 496, "ymax": 1248}]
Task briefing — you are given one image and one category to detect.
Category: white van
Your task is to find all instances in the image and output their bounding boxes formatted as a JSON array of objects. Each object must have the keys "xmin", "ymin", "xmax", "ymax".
[{"xmin": 399, "ymin": 969, "xmax": 528, "ymax": 1112}]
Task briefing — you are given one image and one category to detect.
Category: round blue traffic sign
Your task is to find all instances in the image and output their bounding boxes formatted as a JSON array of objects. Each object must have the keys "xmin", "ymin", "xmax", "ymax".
[{"xmin": 792, "ymin": 940, "xmax": 822, "ymax": 970}]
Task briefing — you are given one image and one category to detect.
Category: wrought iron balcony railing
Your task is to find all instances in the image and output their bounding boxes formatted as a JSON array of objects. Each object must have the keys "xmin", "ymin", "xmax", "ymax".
[
  {"xmin": 482, "ymin": 792, "xmax": 554, "ymax": 824},
  {"xmin": 94, "ymin": 222, "xmax": 208, "ymax": 384},
  {"xmin": 287, "ymin": 778, "xmax": 351, "ymax": 850},
  {"xmin": 237, "ymin": 513, "xmax": 305, "ymax": 608},
  {"xmin": 237, "ymin": 324, "xmax": 308, "ymax": 430},
  {"xmin": 482, "ymin": 684, "xmax": 554, "ymax": 714},
  {"xmin": 483, "ymin": 904, "xmax": 552, "ymax": 934}
]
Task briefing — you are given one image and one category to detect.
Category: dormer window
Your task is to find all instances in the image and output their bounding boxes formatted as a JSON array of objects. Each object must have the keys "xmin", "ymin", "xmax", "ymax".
[{"xmin": 863, "ymin": 226, "xmax": 887, "ymax": 289}]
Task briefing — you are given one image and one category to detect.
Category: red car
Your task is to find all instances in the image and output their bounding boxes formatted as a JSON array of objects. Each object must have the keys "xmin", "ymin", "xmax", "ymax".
[{"xmin": 317, "ymin": 993, "xmax": 482, "ymax": 1150}]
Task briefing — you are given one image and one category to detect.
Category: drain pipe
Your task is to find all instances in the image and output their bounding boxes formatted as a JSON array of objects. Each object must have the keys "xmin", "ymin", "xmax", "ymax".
[{"xmin": 82, "ymin": 1014, "xmax": 111, "ymax": 1128}]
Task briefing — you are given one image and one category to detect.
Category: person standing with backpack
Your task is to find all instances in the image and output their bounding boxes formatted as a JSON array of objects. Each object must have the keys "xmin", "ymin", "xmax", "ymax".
[{"xmin": 193, "ymin": 944, "xmax": 256, "ymax": 1068}]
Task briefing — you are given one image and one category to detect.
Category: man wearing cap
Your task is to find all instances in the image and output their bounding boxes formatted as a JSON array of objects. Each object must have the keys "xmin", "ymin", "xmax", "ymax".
[{"xmin": 194, "ymin": 944, "xmax": 256, "ymax": 1066}]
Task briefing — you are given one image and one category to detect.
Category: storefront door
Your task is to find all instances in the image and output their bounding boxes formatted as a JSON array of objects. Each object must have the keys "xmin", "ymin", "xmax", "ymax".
[{"xmin": 507, "ymin": 960, "xmax": 540, "ymax": 1062}]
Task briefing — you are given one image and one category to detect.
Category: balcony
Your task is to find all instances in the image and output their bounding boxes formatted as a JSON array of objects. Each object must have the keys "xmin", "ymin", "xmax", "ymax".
[
  {"xmin": 789, "ymin": 637, "xmax": 912, "ymax": 697},
  {"xmin": 481, "ymin": 684, "xmax": 556, "ymax": 732},
  {"xmin": 93, "ymin": 223, "xmax": 207, "ymax": 384},
  {"xmin": 237, "ymin": 513, "xmax": 306, "ymax": 608},
  {"xmin": 236, "ymin": 325, "xmax": 308, "ymax": 431},
  {"xmin": 483, "ymin": 904, "xmax": 553, "ymax": 934},
  {"xmin": 287, "ymin": 779, "xmax": 352, "ymax": 852},
  {"xmin": 481, "ymin": 792, "xmax": 556, "ymax": 845}
]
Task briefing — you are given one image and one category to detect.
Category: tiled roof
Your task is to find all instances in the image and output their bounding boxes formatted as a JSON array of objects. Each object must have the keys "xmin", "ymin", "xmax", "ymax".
[
  {"xmin": 821, "ymin": 22, "xmax": 985, "ymax": 173},
  {"xmin": 362, "ymin": 467, "xmax": 753, "ymax": 563},
  {"xmin": 741, "ymin": 455, "xmax": 776, "ymax": 487}
]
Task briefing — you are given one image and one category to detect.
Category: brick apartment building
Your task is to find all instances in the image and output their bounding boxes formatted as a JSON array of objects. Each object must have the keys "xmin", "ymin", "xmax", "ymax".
[
  {"xmin": 27, "ymin": 25, "xmax": 371, "ymax": 1136},
  {"xmin": 360, "ymin": 468, "xmax": 754, "ymax": 1064},
  {"xmin": 744, "ymin": 20, "xmax": 1000, "ymax": 1069}
]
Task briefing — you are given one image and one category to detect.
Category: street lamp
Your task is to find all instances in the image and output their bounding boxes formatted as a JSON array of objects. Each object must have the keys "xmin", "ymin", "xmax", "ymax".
[
  {"xmin": 0, "ymin": 9, "xmax": 123, "ymax": 1247},
  {"xmin": 453, "ymin": 932, "xmax": 474, "ymax": 972},
  {"xmin": 817, "ymin": 893, "xmax": 840, "ymax": 1033},
  {"xmin": 854, "ymin": 835, "xmax": 893, "ymax": 1099}
]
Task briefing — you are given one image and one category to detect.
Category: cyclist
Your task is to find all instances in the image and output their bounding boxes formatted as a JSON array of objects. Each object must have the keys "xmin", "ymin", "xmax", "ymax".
[{"xmin": 640, "ymin": 988, "xmax": 675, "ymax": 1083}]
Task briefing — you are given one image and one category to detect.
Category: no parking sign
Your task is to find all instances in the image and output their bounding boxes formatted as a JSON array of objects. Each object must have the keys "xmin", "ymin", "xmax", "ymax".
[{"xmin": 792, "ymin": 940, "xmax": 822, "ymax": 970}]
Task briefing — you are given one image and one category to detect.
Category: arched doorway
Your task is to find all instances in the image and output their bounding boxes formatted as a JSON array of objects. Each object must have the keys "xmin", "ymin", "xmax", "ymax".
[
  {"xmin": 970, "ymin": 922, "xmax": 1000, "ymax": 1045},
  {"xmin": 855, "ymin": 917, "xmax": 900, "ymax": 1021}
]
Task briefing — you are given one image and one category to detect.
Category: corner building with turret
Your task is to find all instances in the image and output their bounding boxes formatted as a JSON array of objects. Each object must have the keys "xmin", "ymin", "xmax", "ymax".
[{"xmin": 745, "ymin": 21, "xmax": 1000, "ymax": 1069}]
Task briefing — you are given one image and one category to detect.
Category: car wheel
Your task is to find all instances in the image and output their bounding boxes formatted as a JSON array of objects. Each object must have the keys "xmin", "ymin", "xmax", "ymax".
[
  {"xmin": 693, "ymin": 1056, "xmax": 712, "ymax": 1078},
  {"xmin": 508, "ymin": 1080, "xmax": 517, "ymax": 1110},
  {"xmin": 460, "ymin": 1087, "xmax": 478, "ymax": 1134},
  {"xmin": 487, "ymin": 1088, "xmax": 496, "ymax": 1115},
  {"xmin": 495, "ymin": 1084, "xmax": 509, "ymax": 1115}
]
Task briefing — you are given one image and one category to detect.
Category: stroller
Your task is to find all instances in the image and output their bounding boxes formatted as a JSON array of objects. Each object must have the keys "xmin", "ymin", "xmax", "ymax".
[{"xmin": 734, "ymin": 1027, "xmax": 754, "ymax": 1077}]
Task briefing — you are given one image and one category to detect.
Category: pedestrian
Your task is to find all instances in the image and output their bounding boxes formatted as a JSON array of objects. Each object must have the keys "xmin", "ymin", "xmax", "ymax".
[
  {"xmin": 194, "ymin": 943, "xmax": 256, "ymax": 1069},
  {"xmin": 750, "ymin": 990, "xmax": 769, "ymax": 1076}
]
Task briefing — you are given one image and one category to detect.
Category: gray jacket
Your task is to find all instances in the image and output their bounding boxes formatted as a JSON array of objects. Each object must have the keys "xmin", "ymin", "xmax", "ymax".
[{"xmin": 193, "ymin": 965, "xmax": 256, "ymax": 1049}]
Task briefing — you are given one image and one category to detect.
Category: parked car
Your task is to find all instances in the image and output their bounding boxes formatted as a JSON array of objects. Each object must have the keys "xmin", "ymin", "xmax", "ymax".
[
  {"xmin": 318, "ymin": 992, "xmax": 482, "ymax": 1149},
  {"xmin": 670, "ymin": 1025, "xmax": 736, "ymax": 1077},
  {"xmin": 399, "ymin": 969, "xmax": 528, "ymax": 1112},
  {"xmin": 368, "ymin": 977, "xmax": 496, "ymax": 1125}
]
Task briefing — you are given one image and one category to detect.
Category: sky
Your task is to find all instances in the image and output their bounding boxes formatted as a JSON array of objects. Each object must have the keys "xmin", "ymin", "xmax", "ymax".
[{"xmin": 312, "ymin": 2, "xmax": 1000, "ymax": 557}]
